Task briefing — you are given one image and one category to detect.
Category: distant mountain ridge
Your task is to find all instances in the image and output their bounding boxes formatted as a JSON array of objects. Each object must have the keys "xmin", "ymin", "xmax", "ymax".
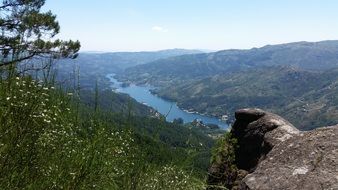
[
  {"xmin": 74, "ymin": 48, "xmax": 204, "ymax": 70},
  {"xmin": 119, "ymin": 40, "xmax": 338, "ymax": 85},
  {"xmin": 54, "ymin": 48, "xmax": 204, "ymax": 90}
]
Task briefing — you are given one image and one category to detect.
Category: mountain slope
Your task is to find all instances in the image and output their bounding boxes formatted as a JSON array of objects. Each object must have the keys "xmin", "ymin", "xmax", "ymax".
[
  {"xmin": 57, "ymin": 48, "xmax": 204, "ymax": 73},
  {"xmin": 153, "ymin": 66, "xmax": 338, "ymax": 130},
  {"xmin": 119, "ymin": 40, "xmax": 338, "ymax": 86},
  {"xmin": 54, "ymin": 49, "xmax": 203, "ymax": 89}
]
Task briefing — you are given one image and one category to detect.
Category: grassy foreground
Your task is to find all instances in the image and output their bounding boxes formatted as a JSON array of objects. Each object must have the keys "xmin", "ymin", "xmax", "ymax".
[{"xmin": 0, "ymin": 69, "xmax": 211, "ymax": 189}]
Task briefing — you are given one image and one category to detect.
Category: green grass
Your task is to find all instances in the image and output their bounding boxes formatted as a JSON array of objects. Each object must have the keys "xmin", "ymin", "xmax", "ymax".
[{"xmin": 0, "ymin": 69, "xmax": 210, "ymax": 189}]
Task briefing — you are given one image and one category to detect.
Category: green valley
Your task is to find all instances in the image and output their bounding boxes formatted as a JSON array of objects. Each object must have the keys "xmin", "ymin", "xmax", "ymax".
[{"xmin": 119, "ymin": 41, "xmax": 338, "ymax": 130}]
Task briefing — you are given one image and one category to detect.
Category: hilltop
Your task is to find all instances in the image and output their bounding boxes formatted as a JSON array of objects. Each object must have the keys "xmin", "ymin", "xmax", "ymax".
[{"xmin": 118, "ymin": 40, "xmax": 338, "ymax": 85}]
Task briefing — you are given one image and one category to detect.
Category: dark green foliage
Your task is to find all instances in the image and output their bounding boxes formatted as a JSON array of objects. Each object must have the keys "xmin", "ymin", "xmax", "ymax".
[
  {"xmin": 0, "ymin": 0, "xmax": 80, "ymax": 67},
  {"xmin": 79, "ymin": 89, "xmax": 154, "ymax": 117},
  {"xmin": 211, "ymin": 132, "xmax": 237, "ymax": 169},
  {"xmin": 207, "ymin": 132, "xmax": 238, "ymax": 190},
  {"xmin": 173, "ymin": 117, "xmax": 184, "ymax": 125}
]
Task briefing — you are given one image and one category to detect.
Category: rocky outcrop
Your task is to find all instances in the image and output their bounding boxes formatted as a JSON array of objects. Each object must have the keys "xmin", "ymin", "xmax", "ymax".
[
  {"xmin": 232, "ymin": 108, "xmax": 300, "ymax": 173},
  {"xmin": 207, "ymin": 108, "xmax": 338, "ymax": 190}
]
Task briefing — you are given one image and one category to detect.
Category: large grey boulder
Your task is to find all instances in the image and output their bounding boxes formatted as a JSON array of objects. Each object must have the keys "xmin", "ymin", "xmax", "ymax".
[
  {"xmin": 243, "ymin": 125, "xmax": 338, "ymax": 190},
  {"xmin": 232, "ymin": 108, "xmax": 300, "ymax": 172},
  {"xmin": 207, "ymin": 108, "xmax": 338, "ymax": 190}
]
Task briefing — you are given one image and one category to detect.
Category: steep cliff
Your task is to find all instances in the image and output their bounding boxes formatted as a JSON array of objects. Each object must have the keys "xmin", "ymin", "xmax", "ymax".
[{"xmin": 207, "ymin": 108, "xmax": 338, "ymax": 190}]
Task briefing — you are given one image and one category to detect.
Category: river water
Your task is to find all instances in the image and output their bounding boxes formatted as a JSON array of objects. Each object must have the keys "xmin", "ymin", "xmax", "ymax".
[{"xmin": 107, "ymin": 74, "xmax": 228, "ymax": 129}]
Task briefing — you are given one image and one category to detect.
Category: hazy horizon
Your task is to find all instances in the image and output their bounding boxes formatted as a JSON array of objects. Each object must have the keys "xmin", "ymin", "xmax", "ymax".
[{"xmin": 78, "ymin": 40, "xmax": 337, "ymax": 53}]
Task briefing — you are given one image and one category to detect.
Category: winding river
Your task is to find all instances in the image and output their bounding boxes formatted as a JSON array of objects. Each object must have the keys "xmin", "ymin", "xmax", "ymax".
[{"xmin": 107, "ymin": 74, "xmax": 228, "ymax": 129}]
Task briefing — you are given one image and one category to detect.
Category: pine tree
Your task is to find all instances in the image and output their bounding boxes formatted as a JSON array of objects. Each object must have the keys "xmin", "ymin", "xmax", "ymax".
[{"xmin": 0, "ymin": 0, "xmax": 80, "ymax": 67}]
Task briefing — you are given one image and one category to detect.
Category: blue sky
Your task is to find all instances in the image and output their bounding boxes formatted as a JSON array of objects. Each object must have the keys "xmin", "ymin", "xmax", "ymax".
[{"xmin": 45, "ymin": 0, "xmax": 338, "ymax": 52}]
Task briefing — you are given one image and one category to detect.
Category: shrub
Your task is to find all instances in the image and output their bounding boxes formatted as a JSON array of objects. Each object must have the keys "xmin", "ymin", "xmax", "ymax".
[{"xmin": 207, "ymin": 132, "xmax": 238, "ymax": 190}]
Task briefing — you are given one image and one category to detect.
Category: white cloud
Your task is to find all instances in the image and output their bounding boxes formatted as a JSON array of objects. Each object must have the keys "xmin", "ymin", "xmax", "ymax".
[{"xmin": 152, "ymin": 26, "xmax": 168, "ymax": 33}]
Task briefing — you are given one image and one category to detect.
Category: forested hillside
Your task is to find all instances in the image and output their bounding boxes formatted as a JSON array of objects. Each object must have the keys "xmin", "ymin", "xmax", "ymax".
[
  {"xmin": 0, "ymin": 75, "xmax": 215, "ymax": 189},
  {"xmin": 154, "ymin": 66, "xmax": 338, "ymax": 130},
  {"xmin": 119, "ymin": 41, "xmax": 338, "ymax": 86}
]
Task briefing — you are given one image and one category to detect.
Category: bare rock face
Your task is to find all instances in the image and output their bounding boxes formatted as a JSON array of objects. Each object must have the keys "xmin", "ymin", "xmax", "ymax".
[
  {"xmin": 232, "ymin": 108, "xmax": 300, "ymax": 172},
  {"xmin": 207, "ymin": 108, "xmax": 338, "ymax": 190},
  {"xmin": 243, "ymin": 125, "xmax": 338, "ymax": 190}
]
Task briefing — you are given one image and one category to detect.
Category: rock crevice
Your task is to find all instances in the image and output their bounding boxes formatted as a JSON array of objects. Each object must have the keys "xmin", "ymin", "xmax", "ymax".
[{"xmin": 232, "ymin": 108, "xmax": 300, "ymax": 172}]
